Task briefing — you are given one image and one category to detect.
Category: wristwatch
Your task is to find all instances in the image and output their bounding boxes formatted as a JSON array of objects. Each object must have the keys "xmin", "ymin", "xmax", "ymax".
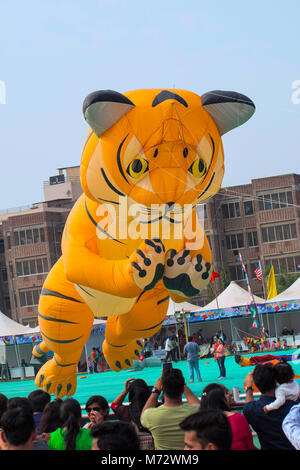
[
  {"xmin": 245, "ymin": 386, "xmax": 253, "ymax": 392},
  {"xmin": 151, "ymin": 387, "xmax": 161, "ymax": 395}
]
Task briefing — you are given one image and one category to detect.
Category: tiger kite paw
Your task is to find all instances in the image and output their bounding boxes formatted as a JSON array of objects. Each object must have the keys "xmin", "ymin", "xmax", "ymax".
[
  {"xmin": 129, "ymin": 238, "xmax": 165, "ymax": 291},
  {"xmin": 35, "ymin": 358, "xmax": 77, "ymax": 398},
  {"xmin": 163, "ymin": 249, "xmax": 213, "ymax": 299},
  {"xmin": 102, "ymin": 338, "xmax": 144, "ymax": 372}
]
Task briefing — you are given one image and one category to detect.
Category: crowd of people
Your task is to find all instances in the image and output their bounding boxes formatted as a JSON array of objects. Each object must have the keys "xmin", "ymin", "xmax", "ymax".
[{"xmin": 0, "ymin": 359, "xmax": 300, "ymax": 451}]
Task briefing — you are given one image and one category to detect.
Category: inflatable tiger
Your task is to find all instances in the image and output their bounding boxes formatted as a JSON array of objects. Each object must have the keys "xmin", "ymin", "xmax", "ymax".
[{"xmin": 32, "ymin": 88, "xmax": 255, "ymax": 397}]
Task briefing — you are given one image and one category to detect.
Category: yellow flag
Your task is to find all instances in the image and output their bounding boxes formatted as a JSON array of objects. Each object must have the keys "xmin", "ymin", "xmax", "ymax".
[{"xmin": 267, "ymin": 265, "xmax": 277, "ymax": 300}]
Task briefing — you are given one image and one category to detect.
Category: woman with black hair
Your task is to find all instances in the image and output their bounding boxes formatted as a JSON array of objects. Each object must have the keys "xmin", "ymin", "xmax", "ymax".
[
  {"xmin": 111, "ymin": 378, "xmax": 154, "ymax": 450},
  {"xmin": 47, "ymin": 398, "xmax": 92, "ymax": 450},
  {"xmin": 39, "ymin": 398, "xmax": 63, "ymax": 437},
  {"xmin": 83, "ymin": 395, "xmax": 109, "ymax": 430},
  {"xmin": 200, "ymin": 383, "xmax": 255, "ymax": 450}
]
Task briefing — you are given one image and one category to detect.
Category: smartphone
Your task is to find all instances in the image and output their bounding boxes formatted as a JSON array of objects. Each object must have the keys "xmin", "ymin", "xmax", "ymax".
[{"xmin": 163, "ymin": 362, "xmax": 172, "ymax": 373}]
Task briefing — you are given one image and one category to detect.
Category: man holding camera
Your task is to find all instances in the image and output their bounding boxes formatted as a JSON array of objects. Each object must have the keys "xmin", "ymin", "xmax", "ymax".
[{"xmin": 140, "ymin": 368, "xmax": 200, "ymax": 450}]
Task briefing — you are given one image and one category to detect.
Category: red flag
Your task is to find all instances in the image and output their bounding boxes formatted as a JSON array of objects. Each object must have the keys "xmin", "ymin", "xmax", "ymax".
[{"xmin": 210, "ymin": 271, "xmax": 220, "ymax": 282}]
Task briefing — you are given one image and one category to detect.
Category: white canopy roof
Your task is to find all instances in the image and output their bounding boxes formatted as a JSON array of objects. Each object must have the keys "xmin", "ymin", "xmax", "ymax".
[
  {"xmin": 267, "ymin": 276, "xmax": 300, "ymax": 302},
  {"xmin": 166, "ymin": 299, "xmax": 201, "ymax": 316},
  {"xmin": 166, "ymin": 281, "xmax": 265, "ymax": 315},
  {"xmin": 196, "ymin": 281, "xmax": 265, "ymax": 311},
  {"xmin": 0, "ymin": 311, "xmax": 39, "ymax": 336}
]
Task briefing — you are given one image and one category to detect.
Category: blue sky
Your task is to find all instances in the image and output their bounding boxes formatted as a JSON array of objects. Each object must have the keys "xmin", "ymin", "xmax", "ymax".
[{"xmin": 0, "ymin": 0, "xmax": 299, "ymax": 208}]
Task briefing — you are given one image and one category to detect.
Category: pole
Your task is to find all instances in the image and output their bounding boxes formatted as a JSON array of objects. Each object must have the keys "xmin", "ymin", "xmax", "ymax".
[{"xmin": 182, "ymin": 310, "xmax": 189, "ymax": 344}]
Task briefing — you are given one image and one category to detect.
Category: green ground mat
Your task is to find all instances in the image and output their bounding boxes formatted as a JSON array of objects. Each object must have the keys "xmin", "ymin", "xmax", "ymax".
[{"xmin": 1, "ymin": 349, "xmax": 300, "ymax": 408}]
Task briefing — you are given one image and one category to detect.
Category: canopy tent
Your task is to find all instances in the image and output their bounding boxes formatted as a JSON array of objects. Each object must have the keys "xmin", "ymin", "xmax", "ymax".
[
  {"xmin": 166, "ymin": 299, "xmax": 200, "ymax": 316},
  {"xmin": 195, "ymin": 281, "xmax": 265, "ymax": 311},
  {"xmin": 267, "ymin": 276, "xmax": 300, "ymax": 302},
  {"xmin": 0, "ymin": 311, "xmax": 39, "ymax": 337}
]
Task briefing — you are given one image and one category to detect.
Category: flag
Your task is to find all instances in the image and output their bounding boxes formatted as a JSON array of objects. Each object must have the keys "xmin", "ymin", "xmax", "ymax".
[
  {"xmin": 297, "ymin": 264, "xmax": 300, "ymax": 271},
  {"xmin": 210, "ymin": 271, "xmax": 220, "ymax": 282},
  {"xmin": 254, "ymin": 261, "xmax": 263, "ymax": 281},
  {"xmin": 267, "ymin": 265, "xmax": 277, "ymax": 300},
  {"xmin": 252, "ymin": 317, "xmax": 259, "ymax": 328}
]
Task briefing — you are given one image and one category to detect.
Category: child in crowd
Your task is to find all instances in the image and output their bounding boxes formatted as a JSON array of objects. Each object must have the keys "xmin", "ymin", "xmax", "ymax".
[{"xmin": 264, "ymin": 361, "xmax": 300, "ymax": 414}]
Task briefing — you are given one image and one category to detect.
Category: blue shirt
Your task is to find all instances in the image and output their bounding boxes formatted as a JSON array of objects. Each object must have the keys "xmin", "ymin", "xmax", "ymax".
[
  {"xmin": 183, "ymin": 342, "xmax": 199, "ymax": 361},
  {"xmin": 243, "ymin": 395, "xmax": 298, "ymax": 450}
]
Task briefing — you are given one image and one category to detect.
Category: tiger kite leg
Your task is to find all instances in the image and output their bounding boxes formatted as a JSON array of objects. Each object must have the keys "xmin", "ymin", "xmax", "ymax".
[{"xmin": 33, "ymin": 258, "xmax": 94, "ymax": 398}]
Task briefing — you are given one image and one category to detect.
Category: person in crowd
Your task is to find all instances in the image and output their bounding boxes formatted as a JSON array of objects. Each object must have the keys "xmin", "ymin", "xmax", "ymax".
[
  {"xmin": 282, "ymin": 403, "xmax": 300, "ymax": 450},
  {"xmin": 200, "ymin": 383, "xmax": 255, "ymax": 450},
  {"xmin": 28, "ymin": 389, "xmax": 51, "ymax": 436},
  {"xmin": 164, "ymin": 336, "xmax": 173, "ymax": 361},
  {"xmin": 47, "ymin": 398, "xmax": 92, "ymax": 450},
  {"xmin": 140, "ymin": 368, "xmax": 200, "ymax": 450},
  {"xmin": 111, "ymin": 378, "xmax": 154, "ymax": 450},
  {"xmin": 263, "ymin": 361, "xmax": 300, "ymax": 414},
  {"xmin": 214, "ymin": 337, "xmax": 226, "ymax": 379},
  {"xmin": 96, "ymin": 347, "xmax": 105, "ymax": 372},
  {"xmin": 142, "ymin": 339, "xmax": 153, "ymax": 358},
  {"xmin": 0, "ymin": 393, "xmax": 8, "ymax": 421},
  {"xmin": 0, "ymin": 407, "xmax": 36, "ymax": 450},
  {"xmin": 39, "ymin": 398, "xmax": 63, "ymax": 437},
  {"xmin": 83, "ymin": 395, "xmax": 109, "ymax": 430},
  {"xmin": 184, "ymin": 336, "xmax": 202, "ymax": 383},
  {"xmin": 91, "ymin": 421, "xmax": 140, "ymax": 451},
  {"xmin": 243, "ymin": 363, "xmax": 298, "ymax": 450},
  {"xmin": 91, "ymin": 347, "xmax": 98, "ymax": 373},
  {"xmin": 21, "ymin": 358, "xmax": 28, "ymax": 367},
  {"xmin": 7, "ymin": 396, "xmax": 49, "ymax": 450},
  {"xmin": 180, "ymin": 409, "xmax": 233, "ymax": 450},
  {"xmin": 87, "ymin": 356, "xmax": 93, "ymax": 374}
]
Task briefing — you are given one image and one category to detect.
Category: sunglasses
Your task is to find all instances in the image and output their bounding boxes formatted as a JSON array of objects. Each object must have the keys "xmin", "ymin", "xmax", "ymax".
[{"xmin": 86, "ymin": 407, "xmax": 101, "ymax": 413}]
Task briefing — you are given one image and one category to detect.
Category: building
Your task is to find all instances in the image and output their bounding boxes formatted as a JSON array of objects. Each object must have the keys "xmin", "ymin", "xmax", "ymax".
[
  {"xmin": 0, "ymin": 166, "xmax": 81, "ymax": 326},
  {"xmin": 0, "ymin": 168, "xmax": 299, "ymax": 324},
  {"xmin": 196, "ymin": 173, "xmax": 300, "ymax": 306}
]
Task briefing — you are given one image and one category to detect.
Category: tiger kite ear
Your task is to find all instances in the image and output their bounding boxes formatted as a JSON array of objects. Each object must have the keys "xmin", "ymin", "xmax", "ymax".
[
  {"xmin": 201, "ymin": 90, "xmax": 255, "ymax": 135},
  {"xmin": 82, "ymin": 90, "xmax": 135, "ymax": 137}
]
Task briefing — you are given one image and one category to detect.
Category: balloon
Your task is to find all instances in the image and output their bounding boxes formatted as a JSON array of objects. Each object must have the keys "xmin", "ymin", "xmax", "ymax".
[{"xmin": 32, "ymin": 88, "xmax": 255, "ymax": 397}]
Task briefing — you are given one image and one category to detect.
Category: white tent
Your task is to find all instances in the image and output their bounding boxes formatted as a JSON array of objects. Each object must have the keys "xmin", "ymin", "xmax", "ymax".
[
  {"xmin": 267, "ymin": 276, "xmax": 300, "ymax": 303},
  {"xmin": 192, "ymin": 281, "xmax": 265, "ymax": 312},
  {"xmin": 0, "ymin": 311, "xmax": 39, "ymax": 336},
  {"xmin": 166, "ymin": 299, "xmax": 200, "ymax": 316}
]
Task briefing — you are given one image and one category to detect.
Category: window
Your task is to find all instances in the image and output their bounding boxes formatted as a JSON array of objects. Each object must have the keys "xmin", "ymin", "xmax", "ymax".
[
  {"xmin": 221, "ymin": 202, "xmax": 241, "ymax": 219},
  {"xmin": 19, "ymin": 288, "xmax": 41, "ymax": 307},
  {"xmin": 1, "ymin": 268, "xmax": 7, "ymax": 282},
  {"xmin": 13, "ymin": 227, "xmax": 45, "ymax": 246},
  {"xmin": 228, "ymin": 265, "xmax": 245, "ymax": 281},
  {"xmin": 4, "ymin": 296, "xmax": 11, "ymax": 311},
  {"xmin": 225, "ymin": 233, "xmax": 244, "ymax": 250},
  {"xmin": 15, "ymin": 257, "xmax": 49, "ymax": 277},
  {"xmin": 247, "ymin": 231, "xmax": 258, "ymax": 247},
  {"xmin": 6, "ymin": 232, "xmax": 11, "ymax": 249},
  {"xmin": 265, "ymin": 255, "xmax": 300, "ymax": 274},
  {"xmin": 261, "ymin": 223, "xmax": 297, "ymax": 243},
  {"xmin": 258, "ymin": 191, "xmax": 293, "ymax": 211},
  {"xmin": 0, "ymin": 239, "xmax": 4, "ymax": 253},
  {"xmin": 244, "ymin": 200, "xmax": 254, "ymax": 216}
]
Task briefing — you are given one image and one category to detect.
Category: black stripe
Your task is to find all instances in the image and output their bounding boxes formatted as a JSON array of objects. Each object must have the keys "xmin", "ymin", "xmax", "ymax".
[
  {"xmin": 101, "ymin": 168, "xmax": 125, "ymax": 197},
  {"xmin": 136, "ymin": 290, "xmax": 146, "ymax": 304},
  {"xmin": 106, "ymin": 341, "xmax": 126, "ymax": 348},
  {"xmin": 117, "ymin": 134, "xmax": 129, "ymax": 183},
  {"xmin": 85, "ymin": 200, "xmax": 126, "ymax": 245},
  {"xmin": 41, "ymin": 288, "xmax": 83, "ymax": 303},
  {"xmin": 54, "ymin": 357, "xmax": 77, "ymax": 367},
  {"xmin": 97, "ymin": 197, "xmax": 120, "ymax": 205},
  {"xmin": 157, "ymin": 296, "xmax": 170, "ymax": 305},
  {"xmin": 152, "ymin": 90, "xmax": 188, "ymax": 108},
  {"xmin": 38, "ymin": 312, "xmax": 79, "ymax": 325},
  {"xmin": 76, "ymin": 284, "xmax": 96, "ymax": 298},
  {"xmin": 198, "ymin": 172, "xmax": 215, "ymax": 199},
  {"xmin": 134, "ymin": 318, "xmax": 165, "ymax": 331},
  {"xmin": 41, "ymin": 331, "xmax": 82, "ymax": 344}
]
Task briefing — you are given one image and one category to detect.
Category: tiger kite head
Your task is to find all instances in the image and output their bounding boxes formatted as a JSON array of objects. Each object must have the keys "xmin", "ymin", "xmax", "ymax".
[{"xmin": 80, "ymin": 88, "xmax": 255, "ymax": 211}]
